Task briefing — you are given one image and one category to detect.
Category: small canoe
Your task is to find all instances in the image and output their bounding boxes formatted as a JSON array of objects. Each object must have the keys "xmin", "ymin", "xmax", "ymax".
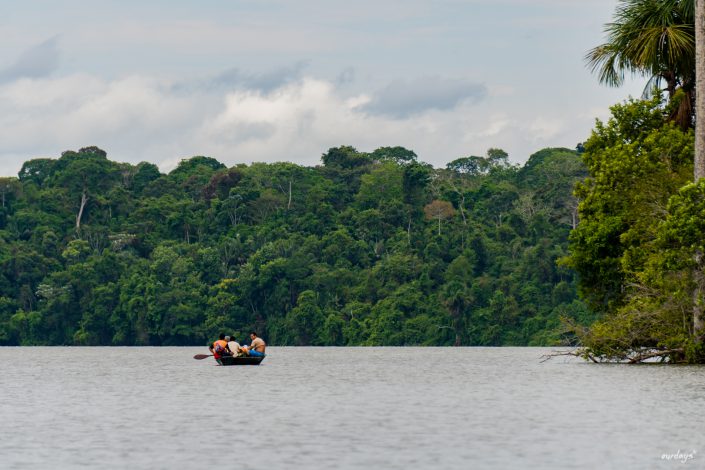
[{"xmin": 218, "ymin": 355, "xmax": 265, "ymax": 366}]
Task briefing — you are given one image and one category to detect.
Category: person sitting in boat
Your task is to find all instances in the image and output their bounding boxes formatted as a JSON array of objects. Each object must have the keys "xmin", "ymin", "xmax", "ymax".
[
  {"xmin": 227, "ymin": 336, "xmax": 245, "ymax": 357},
  {"xmin": 242, "ymin": 331, "xmax": 266, "ymax": 358},
  {"xmin": 209, "ymin": 333, "xmax": 234, "ymax": 362}
]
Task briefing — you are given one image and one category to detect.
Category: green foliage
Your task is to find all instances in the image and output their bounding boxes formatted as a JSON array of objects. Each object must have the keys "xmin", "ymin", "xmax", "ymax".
[
  {"xmin": 565, "ymin": 95, "xmax": 705, "ymax": 362},
  {"xmin": 0, "ymin": 144, "xmax": 589, "ymax": 346},
  {"xmin": 567, "ymin": 96, "xmax": 692, "ymax": 312},
  {"xmin": 370, "ymin": 146, "xmax": 418, "ymax": 165},
  {"xmin": 19, "ymin": 158, "xmax": 56, "ymax": 187}
]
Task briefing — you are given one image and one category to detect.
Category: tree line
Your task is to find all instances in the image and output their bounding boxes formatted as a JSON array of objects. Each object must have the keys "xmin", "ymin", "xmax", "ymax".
[{"xmin": 0, "ymin": 145, "xmax": 590, "ymax": 346}]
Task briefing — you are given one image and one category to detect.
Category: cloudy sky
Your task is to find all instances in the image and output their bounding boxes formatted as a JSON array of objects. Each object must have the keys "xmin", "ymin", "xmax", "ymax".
[{"xmin": 0, "ymin": 0, "xmax": 646, "ymax": 176}]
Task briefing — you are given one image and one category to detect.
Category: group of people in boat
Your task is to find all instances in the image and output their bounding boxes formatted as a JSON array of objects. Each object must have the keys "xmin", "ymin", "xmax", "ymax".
[{"xmin": 209, "ymin": 331, "xmax": 266, "ymax": 362}]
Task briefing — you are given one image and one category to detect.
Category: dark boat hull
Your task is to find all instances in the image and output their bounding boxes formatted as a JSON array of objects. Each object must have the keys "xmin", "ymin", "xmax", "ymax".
[{"xmin": 218, "ymin": 355, "xmax": 265, "ymax": 366}]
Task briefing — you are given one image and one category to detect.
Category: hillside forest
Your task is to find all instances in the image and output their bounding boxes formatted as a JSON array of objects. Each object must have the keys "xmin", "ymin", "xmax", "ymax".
[{"xmin": 0, "ymin": 145, "xmax": 591, "ymax": 346}]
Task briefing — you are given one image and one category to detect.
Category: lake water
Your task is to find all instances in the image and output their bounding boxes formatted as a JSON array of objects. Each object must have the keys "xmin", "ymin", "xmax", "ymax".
[{"xmin": 1, "ymin": 347, "xmax": 703, "ymax": 469}]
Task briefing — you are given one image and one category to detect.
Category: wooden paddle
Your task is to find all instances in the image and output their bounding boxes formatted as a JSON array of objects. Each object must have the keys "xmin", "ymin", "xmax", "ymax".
[{"xmin": 193, "ymin": 354, "xmax": 213, "ymax": 360}]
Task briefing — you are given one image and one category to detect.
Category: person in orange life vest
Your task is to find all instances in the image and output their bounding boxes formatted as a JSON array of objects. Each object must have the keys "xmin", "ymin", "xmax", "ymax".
[{"xmin": 209, "ymin": 333, "xmax": 233, "ymax": 363}]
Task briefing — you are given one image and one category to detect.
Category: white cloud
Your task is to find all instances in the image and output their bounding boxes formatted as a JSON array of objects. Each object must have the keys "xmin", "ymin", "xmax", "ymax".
[
  {"xmin": 527, "ymin": 116, "xmax": 565, "ymax": 142},
  {"xmin": 473, "ymin": 115, "xmax": 511, "ymax": 138},
  {"xmin": 0, "ymin": 75, "xmax": 199, "ymax": 171},
  {"xmin": 0, "ymin": 69, "xmax": 616, "ymax": 176}
]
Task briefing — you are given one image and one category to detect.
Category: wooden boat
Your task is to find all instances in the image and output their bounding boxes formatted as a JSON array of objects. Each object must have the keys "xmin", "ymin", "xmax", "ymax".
[{"xmin": 217, "ymin": 355, "xmax": 265, "ymax": 366}]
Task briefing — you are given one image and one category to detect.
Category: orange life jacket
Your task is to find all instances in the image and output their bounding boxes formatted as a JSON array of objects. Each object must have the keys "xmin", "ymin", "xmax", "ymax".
[{"xmin": 212, "ymin": 339, "xmax": 228, "ymax": 358}]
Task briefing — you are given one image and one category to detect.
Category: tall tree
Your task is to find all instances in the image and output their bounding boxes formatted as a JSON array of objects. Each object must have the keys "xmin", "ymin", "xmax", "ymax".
[
  {"xmin": 0, "ymin": 178, "xmax": 20, "ymax": 209},
  {"xmin": 53, "ymin": 147, "xmax": 119, "ymax": 233},
  {"xmin": 424, "ymin": 200, "xmax": 455, "ymax": 235}
]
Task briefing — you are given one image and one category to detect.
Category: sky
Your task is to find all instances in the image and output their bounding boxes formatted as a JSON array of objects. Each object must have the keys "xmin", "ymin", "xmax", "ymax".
[{"xmin": 0, "ymin": 0, "xmax": 647, "ymax": 176}]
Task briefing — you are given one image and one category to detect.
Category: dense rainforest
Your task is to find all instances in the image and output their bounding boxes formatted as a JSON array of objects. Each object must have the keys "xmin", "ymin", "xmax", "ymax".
[{"xmin": 0, "ymin": 144, "xmax": 592, "ymax": 346}]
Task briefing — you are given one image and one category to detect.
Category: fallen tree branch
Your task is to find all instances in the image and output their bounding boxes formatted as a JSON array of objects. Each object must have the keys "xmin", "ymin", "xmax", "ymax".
[
  {"xmin": 627, "ymin": 348, "xmax": 685, "ymax": 364},
  {"xmin": 542, "ymin": 347, "xmax": 686, "ymax": 364},
  {"xmin": 540, "ymin": 349, "xmax": 595, "ymax": 363}
]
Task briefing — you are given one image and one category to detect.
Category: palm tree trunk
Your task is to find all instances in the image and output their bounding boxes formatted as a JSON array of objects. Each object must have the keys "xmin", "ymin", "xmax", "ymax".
[
  {"xmin": 694, "ymin": 0, "xmax": 705, "ymax": 338},
  {"xmin": 696, "ymin": 0, "xmax": 705, "ymax": 181}
]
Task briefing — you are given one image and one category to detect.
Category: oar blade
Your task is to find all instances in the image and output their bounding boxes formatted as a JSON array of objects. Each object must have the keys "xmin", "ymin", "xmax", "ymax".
[{"xmin": 193, "ymin": 354, "xmax": 212, "ymax": 360}]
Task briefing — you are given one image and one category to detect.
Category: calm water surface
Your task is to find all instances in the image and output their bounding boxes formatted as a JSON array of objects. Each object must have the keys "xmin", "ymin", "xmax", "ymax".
[{"xmin": 1, "ymin": 347, "xmax": 704, "ymax": 469}]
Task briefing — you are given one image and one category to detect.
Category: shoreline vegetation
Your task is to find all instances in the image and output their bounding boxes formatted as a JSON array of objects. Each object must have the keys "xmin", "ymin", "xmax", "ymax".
[
  {"xmin": 0, "ymin": 145, "xmax": 591, "ymax": 348},
  {"xmin": 562, "ymin": 0, "xmax": 705, "ymax": 363}
]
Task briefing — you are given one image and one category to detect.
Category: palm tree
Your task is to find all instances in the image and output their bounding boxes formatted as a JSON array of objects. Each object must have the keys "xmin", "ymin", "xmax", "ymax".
[{"xmin": 586, "ymin": 0, "xmax": 695, "ymax": 129}]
